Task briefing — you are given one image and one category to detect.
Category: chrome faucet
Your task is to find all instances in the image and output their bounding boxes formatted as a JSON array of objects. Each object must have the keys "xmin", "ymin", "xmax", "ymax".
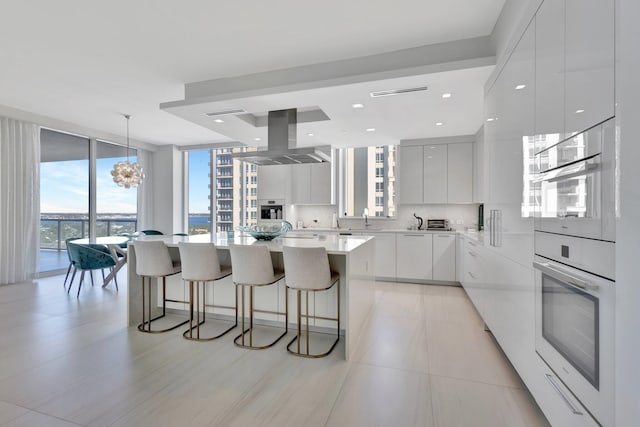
[{"xmin": 363, "ymin": 208, "xmax": 370, "ymax": 227}]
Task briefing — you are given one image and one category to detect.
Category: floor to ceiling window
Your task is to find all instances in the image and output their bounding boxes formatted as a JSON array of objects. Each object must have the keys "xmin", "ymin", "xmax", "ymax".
[
  {"xmin": 96, "ymin": 140, "xmax": 137, "ymax": 237},
  {"xmin": 187, "ymin": 147, "xmax": 257, "ymax": 234},
  {"xmin": 39, "ymin": 129, "xmax": 138, "ymax": 273}
]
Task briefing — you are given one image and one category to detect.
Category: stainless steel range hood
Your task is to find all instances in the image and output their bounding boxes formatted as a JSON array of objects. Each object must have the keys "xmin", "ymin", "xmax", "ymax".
[{"xmin": 231, "ymin": 109, "xmax": 331, "ymax": 165}]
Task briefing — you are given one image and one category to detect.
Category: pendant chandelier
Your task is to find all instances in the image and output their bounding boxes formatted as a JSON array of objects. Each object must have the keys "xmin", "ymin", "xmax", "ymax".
[{"xmin": 111, "ymin": 114, "xmax": 144, "ymax": 189}]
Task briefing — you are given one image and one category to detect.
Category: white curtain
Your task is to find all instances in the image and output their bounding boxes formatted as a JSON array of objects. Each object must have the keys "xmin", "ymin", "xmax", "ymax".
[
  {"xmin": 0, "ymin": 117, "xmax": 40, "ymax": 285},
  {"xmin": 136, "ymin": 148, "xmax": 153, "ymax": 231}
]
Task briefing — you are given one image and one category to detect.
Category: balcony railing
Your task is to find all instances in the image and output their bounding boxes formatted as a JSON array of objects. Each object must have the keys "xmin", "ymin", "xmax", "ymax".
[{"xmin": 40, "ymin": 216, "xmax": 137, "ymax": 251}]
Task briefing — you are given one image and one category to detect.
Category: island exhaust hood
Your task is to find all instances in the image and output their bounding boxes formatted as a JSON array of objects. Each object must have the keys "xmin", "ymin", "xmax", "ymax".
[{"xmin": 231, "ymin": 109, "xmax": 331, "ymax": 165}]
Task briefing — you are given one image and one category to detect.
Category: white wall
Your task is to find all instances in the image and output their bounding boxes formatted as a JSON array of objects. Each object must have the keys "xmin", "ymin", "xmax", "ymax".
[
  {"xmin": 151, "ymin": 145, "xmax": 185, "ymax": 234},
  {"xmin": 614, "ymin": 0, "xmax": 640, "ymax": 425}
]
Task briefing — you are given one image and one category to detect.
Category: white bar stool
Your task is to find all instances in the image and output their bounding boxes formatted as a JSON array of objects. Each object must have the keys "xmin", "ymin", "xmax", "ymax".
[
  {"xmin": 178, "ymin": 242, "xmax": 235, "ymax": 341},
  {"xmin": 229, "ymin": 244, "xmax": 287, "ymax": 349},
  {"xmin": 135, "ymin": 240, "xmax": 188, "ymax": 333},
  {"xmin": 283, "ymin": 246, "xmax": 340, "ymax": 358}
]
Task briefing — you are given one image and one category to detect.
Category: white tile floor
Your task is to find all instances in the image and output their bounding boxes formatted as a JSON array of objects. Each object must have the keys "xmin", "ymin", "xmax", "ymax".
[{"xmin": 0, "ymin": 274, "xmax": 550, "ymax": 427}]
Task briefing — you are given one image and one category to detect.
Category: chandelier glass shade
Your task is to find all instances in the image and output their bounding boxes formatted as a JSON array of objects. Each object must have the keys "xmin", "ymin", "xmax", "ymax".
[{"xmin": 111, "ymin": 114, "xmax": 144, "ymax": 189}]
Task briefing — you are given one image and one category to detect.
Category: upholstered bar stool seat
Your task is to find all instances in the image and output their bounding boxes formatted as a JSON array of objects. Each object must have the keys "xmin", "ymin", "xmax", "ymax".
[
  {"xmin": 135, "ymin": 240, "xmax": 188, "ymax": 333},
  {"xmin": 283, "ymin": 246, "xmax": 340, "ymax": 358},
  {"xmin": 229, "ymin": 244, "xmax": 287, "ymax": 349},
  {"xmin": 178, "ymin": 242, "xmax": 235, "ymax": 341}
]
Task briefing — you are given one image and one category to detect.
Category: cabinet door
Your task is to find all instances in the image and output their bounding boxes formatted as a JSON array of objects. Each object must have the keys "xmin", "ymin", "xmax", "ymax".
[
  {"xmin": 398, "ymin": 146, "xmax": 424, "ymax": 204},
  {"xmin": 535, "ymin": 0, "xmax": 566, "ymax": 147},
  {"xmin": 291, "ymin": 164, "xmax": 311, "ymax": 204},
  {"xmin": 423, "ymin": 145, "xmax": 447, "ymax": 203},
  {"xmin": 433, "ymin": 234, "xmax": 456, "ymax": 281},
  {"xmin": 473, "ymin": 129, "xmax": 485, "ymax": 203},
  {"xmin": 369, "ymin": 232, "xmax": 396, "ymax": 279},
  {"xmin": 257, "ymin": 165, "xmax": 292, "ymax": 201},
  {"xmin": 396, "ymin": 234, "xmax": 433, "ymax": 280},
  {"xmin": 310, "ymin": 162, "xmax": 332, "ymax": 204},
  {"xmin": 447, "ymin": 143, "xmax": 473, "ymax": 203},
  {"xmin": 565, "ymin": 0, "xmax": 615, "ymax": 135}
]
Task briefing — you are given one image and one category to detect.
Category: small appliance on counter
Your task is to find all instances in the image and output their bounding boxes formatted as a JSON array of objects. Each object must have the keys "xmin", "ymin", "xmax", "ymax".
[{"xmin": 426, "ymin": 219, "xmax": 452, "ymax": 231}]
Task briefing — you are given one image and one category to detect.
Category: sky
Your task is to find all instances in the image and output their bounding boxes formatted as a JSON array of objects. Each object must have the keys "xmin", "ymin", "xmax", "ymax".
[
  {"xmin": 188, "ymin": 150, "xmax": 211, "ymax": 214},
  {"xmin": 41, "ymin": 157, "xmax": 138, "ymax": 213},
  {"xmin": 41, "ymin": 149, "xmax": 213, "ymax": 215}
]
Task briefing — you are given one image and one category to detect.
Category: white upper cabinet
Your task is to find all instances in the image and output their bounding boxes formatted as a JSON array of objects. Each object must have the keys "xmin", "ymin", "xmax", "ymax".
[
  {"xmin": 565, "ymin": 0, "xmax": 615, "ymax": 135},
  {"xmin": 447, "ymin": 143, "xmax": 473, "ymax": 203},
  {"xmin": 310, "ymin": 162, "xmax": 332, "ymax": 204},
  {"xmin": 423, "ymin": 145, "xmax": 448, "ymax": 204},
  {"xmin": 535, "ymin": 0, "xmax": 614, "ymax": 140},
  {"xmin": 535, "ymin": 0, "xmax": 566, "ymax": 145},
  {"xmin": 257, "ymin": 165, "xmax": 292, "ymax": 201},
  {"xmin": 290, "ymin": 163, "xmax": 332, "ymax": 205},
  {"xmin": 400, "ymin": 143, "xmax": 473, "ymax": 204},
  {"xmin": 473, "ymin": 128, "xmax": 485, "ymax": 203},
  {"xmin": 398, "ymin": 145, "xmax": 424, "ymax": 204}
]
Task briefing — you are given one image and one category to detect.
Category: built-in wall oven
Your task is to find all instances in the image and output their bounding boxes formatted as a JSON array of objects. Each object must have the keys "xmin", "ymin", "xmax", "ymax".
[
  {"xmin": 258, "ymin": 199, "xmax": 285, "ymax": 224},
  {"xmin": 533, "ymin": 117, "xmax": 616, "ymax": 425},
  {"xmin": 534, "ymin": 118, "xmax": 615, "ymax": 241},
  {"xmin": 534, "ymin": 250, "xmax": 614, "ymax": 426}
]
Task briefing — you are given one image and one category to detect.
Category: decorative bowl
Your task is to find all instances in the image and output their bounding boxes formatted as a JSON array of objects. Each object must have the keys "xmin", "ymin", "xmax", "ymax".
[{"xmin": 237, "ymin": 221, "xmax": 292, "ymax": 240}]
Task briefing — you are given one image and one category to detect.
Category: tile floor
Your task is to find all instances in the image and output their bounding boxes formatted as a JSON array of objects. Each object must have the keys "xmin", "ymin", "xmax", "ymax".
[{"xmin": 0, "ymin": 273, "xmax": 549, "ymax": 427}]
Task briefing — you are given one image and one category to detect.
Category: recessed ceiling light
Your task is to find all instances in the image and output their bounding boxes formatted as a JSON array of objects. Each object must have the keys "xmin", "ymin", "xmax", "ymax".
[
  {"xmin": 307, "ymin": 133, "xmax": 314, "ymax": 137},
  {"xmin": 366, "ymin": 128, "xmax": 376, "ymax": 132},
  {"xmin": 576, "ymin": 109, "xmax": 585, "ymax": 114},
  {"xmin": 254, "ymin": 137, "xmax": 261, "ymax": 141},
  {"xmin": 213, "ymin": 119, "xmax": 224, "ymax": 123},
  {"xmin": 435, "ymin": 122, "xmax": 444, "ymax": 126},
  {"xmin": 486, "ymin": 118, "xmax": 495, "ymax": 122},
  {"xmin": 352, "ymin": 103, "xmax": 365, "ymax": 109},
  {"xmin": 515, "ymin": 84, "xmax": 527, "ymax": 90},
  {"xmin": 370, "ymin": 86, "xmax": 428, "ymax": 97},
  {"xmin": 442, "ymin": 93, "xmax": 452, "ymax": 99}
]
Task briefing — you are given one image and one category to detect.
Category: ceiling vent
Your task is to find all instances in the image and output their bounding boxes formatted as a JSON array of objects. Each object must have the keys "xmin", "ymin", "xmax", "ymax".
[
  {"xmin": 370, "ymin": 86, "xmax": 428, "ymax": 97},
  {"xmin": 204, "ymin": 108, "xmax": 247, "ymax": 117}
]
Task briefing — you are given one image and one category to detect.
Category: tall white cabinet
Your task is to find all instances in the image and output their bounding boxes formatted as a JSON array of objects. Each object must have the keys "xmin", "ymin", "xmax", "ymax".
[{"xmin": 291, "ymin": 163, "xmax": 332, "ymax": 205}]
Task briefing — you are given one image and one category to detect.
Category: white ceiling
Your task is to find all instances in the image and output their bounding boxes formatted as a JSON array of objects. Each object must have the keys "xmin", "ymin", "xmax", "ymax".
[{"xmin": 0, "ymin": 0, "xmax": 505, "ymax": 146}]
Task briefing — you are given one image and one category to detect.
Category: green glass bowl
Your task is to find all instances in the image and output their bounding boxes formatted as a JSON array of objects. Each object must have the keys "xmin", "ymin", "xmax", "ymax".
[{"xmin": 237, "ymin": 221, "xmax": 292, "ymax": 240}]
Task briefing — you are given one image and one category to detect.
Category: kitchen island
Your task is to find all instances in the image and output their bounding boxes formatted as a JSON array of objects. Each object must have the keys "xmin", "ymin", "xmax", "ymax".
[{"xmin": 126, "ymin": 232, "xmax": 375, "ymax": 360}]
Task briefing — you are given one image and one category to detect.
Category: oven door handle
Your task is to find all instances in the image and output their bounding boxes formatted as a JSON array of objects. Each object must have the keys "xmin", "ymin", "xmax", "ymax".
[
  {"xmin": 538, "ymin": 156, "xmax": 600, "ymax": 183},
  {"xmin": 545, "ymin": 374, "xmax": 583, "ymax": 415},
  {"xmin": 533, "ymin": 261, "xmax": 596, "ymax": 291}
]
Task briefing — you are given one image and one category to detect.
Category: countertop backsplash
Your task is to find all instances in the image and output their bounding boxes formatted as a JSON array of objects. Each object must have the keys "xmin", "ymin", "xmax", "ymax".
[{"xmin": 289, "ymin": 204, "xmax": 480, "ymax": 231}]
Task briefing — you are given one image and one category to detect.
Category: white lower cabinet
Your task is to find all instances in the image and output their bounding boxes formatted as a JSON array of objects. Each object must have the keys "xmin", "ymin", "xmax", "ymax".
[
  {"xmin": 432, "ymin": 233, "xmax": 456, "ymax": 281},
  {"xmin": 369, "ymin": 232, "xmax": 396, "ymax": 279},
  {"xmin": 396, "ymin": 233, "xmax": 433, "ymax": 281}
]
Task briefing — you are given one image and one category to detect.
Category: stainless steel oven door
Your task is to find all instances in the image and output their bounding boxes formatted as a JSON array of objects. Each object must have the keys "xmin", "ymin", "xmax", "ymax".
[{"xmin": 534, "ymin": 256, "xmax": 614, "ymax": 426}]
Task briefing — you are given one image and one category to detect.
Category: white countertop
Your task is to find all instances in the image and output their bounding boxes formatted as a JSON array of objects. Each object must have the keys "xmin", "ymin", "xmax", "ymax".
[
  {"xmin": 293, "ymin": 227, "xmax": 459, "ymax": 234},
  {"xmin": 130, "ymin": 232, "xmax": 373, "ymax": 255}
]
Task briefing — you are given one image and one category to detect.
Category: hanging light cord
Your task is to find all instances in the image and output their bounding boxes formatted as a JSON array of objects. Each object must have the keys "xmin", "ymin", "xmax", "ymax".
[{"xmin": 124, "ymin": 114, "xmax": 131, "ymax": 161}]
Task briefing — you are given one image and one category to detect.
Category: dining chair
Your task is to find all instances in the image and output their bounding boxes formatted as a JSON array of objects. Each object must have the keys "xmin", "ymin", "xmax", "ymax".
[
  {"xmin": 66, "ymin": 243, "xmax": 117, "ymax": 297},
  {"xmin": 140, "ymin": 229, "xmax": 164, "ymax": 235}
]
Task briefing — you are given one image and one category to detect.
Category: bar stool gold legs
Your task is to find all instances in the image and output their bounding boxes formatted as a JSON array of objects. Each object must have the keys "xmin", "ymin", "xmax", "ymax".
[
  {"xmin": 137, "ymin": 276, "xmax": 189, "ymax": 333},
  {"xmin": 182, "ymin": 279, "xmax": 238, "ymax": 341},
  {"xmin": 286, "ymin": 280, "xmax": 340, "ymax": 358},
  {"xmin": 233, "ymin": 282, "xmax": 288, "ymax": 349}
]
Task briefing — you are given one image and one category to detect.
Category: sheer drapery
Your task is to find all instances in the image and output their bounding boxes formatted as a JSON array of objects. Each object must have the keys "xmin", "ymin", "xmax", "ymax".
[
  {"xmin": 0, "ymin": 117, "xmax": 40, "ymax": 285},
  {"xmin": 136, "ymin": 148, "xmax": 153, "ymax": 232}
]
